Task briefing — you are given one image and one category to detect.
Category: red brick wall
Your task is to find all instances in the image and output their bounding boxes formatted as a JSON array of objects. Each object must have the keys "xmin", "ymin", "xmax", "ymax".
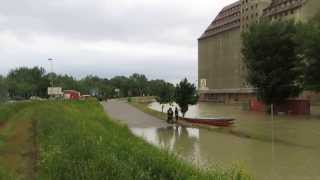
[
  {"xmin": 250, "ymin": 99, "xmax": 266, "ymax": 112},
  {"xmin": 275, "ymin": 100, "xmax": 310, "ymax": 115},
  {"xmin": 249, "ymin": 99, "xmax": 310, "ymax": 115}
]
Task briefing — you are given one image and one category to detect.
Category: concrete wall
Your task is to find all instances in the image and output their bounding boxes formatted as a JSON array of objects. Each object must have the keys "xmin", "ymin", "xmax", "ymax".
[
  {"xmin": 197, "ymin": 0, "xmax": 320, "ymax": 103},
  {"xmin": 267, "ymin": 0, "xmax": 320, "ymax": 22},
  {"xmin": 301, "ymin": 0, "xmax": 320, "ymax": 20},
  {"xmin": 301, "ymin": 91, "xmax": 320, "ymax": 104},
  {"xmin": 241, "ymin": 0, "xmax": 272, "ymax": 31},
  {"xmin": 198, "ymin": 27, "xmax": 244, "ymax": 90}
]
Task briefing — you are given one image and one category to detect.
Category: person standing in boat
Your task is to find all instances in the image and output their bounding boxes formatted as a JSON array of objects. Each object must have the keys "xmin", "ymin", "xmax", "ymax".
[
  {"xmin": 167, "ymin": 107, "xmax": 174, "ymax": 124},
  {"xmin": 174, "ymin": 107, "xmax": 179, "ymax": 123}
]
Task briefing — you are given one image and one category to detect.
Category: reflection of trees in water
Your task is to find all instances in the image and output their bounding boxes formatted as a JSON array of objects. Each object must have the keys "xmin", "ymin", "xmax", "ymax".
[
  {"xmin": 157, "ymin": 126, "xmax": 175, "ymax": 150},
  {"xmin": 156, "ymin": 126, "xmax": 199, "ymax": 162}
]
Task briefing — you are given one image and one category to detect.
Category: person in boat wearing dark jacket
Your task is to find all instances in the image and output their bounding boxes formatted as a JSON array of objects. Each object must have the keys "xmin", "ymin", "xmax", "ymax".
[
  {"xmin": 167, "ymin": 107, "xmax": 174, "ymax": 124},
  {"xmin": 174, "ymin": 107, "xmax": 179, "ymax": 123}
]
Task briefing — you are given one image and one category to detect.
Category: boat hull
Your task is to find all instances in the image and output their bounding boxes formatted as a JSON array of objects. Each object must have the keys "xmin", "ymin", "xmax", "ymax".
[{"xmin": 182, "ymin": 117, "xmax": 234, "ymax": 127}]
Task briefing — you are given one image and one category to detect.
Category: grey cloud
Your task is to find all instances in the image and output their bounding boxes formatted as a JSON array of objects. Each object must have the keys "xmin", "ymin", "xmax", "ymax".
[
  {"xmin": 0, "ymin": 47, "xmax": 196, "ymax": 83},
  {"xmin": 0, "ymin": 0, "xmax": 233, "ymax": 82},
  {"xmin": 0, "ymin": 0, "xmax": 210, "ymax": 46}
]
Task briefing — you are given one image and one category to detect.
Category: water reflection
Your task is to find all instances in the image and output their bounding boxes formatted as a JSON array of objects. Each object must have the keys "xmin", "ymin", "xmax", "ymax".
[
  {"xmin": 133, "ymin": 102, "xmax": 320, "ymax": 180},
  {"xmin": 132, "ymin": 126, "xmax": 202, "ymax": 165},
  {"xmin": 131, "ymin": 124, "xmax": 320, "ymax": 180}
]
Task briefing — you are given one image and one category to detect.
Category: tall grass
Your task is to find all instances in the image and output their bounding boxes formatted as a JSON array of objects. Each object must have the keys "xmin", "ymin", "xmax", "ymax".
[
  {"xmin": 0, "ymin": 102, "xmax": 29, "ymax": 124},
  {"xmin": 0, "ymin": 100, "xmax": 252, "ymax": 179}
]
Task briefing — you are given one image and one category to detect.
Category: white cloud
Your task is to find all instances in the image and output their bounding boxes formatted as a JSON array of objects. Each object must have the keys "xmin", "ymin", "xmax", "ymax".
[{"xmin": 0, "ymin": 0, "xmax": 237, "ymax": 82}]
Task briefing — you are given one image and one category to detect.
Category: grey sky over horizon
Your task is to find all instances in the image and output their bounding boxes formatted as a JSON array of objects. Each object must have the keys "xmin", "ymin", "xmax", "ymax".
[{"xmin": 0, "ymin": 0, "xmax": 236, "ymax": 83}]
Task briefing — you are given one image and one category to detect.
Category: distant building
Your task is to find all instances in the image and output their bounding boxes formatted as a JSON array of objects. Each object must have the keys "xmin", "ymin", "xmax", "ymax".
[
  {"xmin": 64, "ymin": 90, "xmax": 81, "ymax": 100},
  {"xmin": 48, "ymin": 87, "xmax": 63, "ymax": 97},
  {"xmin": 81, "ymin": 95, "xmax": 92, "ymax": 100},
  {"xmin": 198, "ymin": 0, "xmax": 320, "ymax": 103}
]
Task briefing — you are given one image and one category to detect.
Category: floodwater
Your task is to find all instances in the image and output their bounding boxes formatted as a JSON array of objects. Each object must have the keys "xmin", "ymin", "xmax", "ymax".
[{"xmin": 130, "ymin": 102, "xmax": 320, "ymax": 180}]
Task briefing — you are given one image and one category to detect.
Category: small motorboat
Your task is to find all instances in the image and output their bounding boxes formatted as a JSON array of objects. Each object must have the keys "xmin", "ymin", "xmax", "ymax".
[{"xmin": 182, "ymin": 117, "xmax": 235, "ymax": 127}]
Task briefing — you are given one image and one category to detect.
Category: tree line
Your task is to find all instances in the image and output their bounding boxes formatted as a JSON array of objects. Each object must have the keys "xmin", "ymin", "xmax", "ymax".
[
  {"xmin": 0, "ymin": 67, "xmax": 198, "ymax": 116},
  {"xmin": 0, "ymin": 67, "xmax": 177, "ymax": 100},
  {"xmin": 242, "ymin": 13, "xmax": 320, "ymax": 107}
]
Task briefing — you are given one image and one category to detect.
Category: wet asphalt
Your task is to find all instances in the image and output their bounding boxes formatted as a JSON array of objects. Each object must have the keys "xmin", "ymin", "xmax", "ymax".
[{"xmin": 101, "ymin": 100, "xmax": 169, "ymax": 128}]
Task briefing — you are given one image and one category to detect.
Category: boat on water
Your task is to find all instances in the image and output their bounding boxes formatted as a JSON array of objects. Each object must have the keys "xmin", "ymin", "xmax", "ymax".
[{"xmin": 182, "ymin": 117, "xmax": 235, "ymax": 127}]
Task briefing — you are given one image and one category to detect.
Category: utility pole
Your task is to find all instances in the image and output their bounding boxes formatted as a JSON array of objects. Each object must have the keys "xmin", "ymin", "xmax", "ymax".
[
  {"xmin": 48, "ymin": 58, "xmax": 54, "ymax": 87},
  {"xmin": 271, "ymin": 103, "xmax": 275, "ymax": 178}
]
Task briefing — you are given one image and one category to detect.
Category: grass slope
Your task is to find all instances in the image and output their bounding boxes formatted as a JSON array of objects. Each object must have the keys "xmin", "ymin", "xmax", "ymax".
[
  {"xmin": 0, "ymin": 101, "xmax": 251, "ymax": 180},
  {"xmin": 0, "ymin": 102, "xmax": 37, "ymax": 180}
]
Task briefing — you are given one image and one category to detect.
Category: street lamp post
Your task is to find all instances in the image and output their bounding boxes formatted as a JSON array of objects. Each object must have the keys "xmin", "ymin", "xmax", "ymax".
[{"xmin": 48, "ymin": 58, "xmax": 54, "ymax": 87}]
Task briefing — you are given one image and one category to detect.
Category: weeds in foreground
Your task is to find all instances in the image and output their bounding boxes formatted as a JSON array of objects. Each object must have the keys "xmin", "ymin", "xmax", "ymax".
[{"xmin": 0, "ymin": 100, "xmax": 251, "ymax": 179}]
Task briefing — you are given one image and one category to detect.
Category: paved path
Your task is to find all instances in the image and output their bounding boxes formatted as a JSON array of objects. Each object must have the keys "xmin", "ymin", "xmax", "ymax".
[{"xmin": 101, "ymin": 100, "xmax": 169, "ymax": 128}]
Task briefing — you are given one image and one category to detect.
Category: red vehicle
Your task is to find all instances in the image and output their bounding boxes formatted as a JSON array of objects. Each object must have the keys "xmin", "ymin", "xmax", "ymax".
[
  {"xmin": 183, "ymin": 117, "xmax": 235, "ymax": 127},
  {"xmin": 64, "ymin": 90, "xmax": 80, "ymax": 100}
]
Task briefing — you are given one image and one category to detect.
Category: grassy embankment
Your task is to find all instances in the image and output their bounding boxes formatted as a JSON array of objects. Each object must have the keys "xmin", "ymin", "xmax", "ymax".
[
  {"xmin": 0, "ymin": 102, "xmax": 37, "ymax": 180},
  {"xmin": 0, "ymin": 100, "xmax": 251, "ymax": 179}
]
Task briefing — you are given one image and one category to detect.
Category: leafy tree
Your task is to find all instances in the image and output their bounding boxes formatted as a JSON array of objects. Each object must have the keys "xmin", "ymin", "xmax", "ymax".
[
  {"xmin": 79, "ymin": 75, "xmax": 114, "ymax": 99},
  {"xmin": 53, "ymin": 74, "xmax": 79, "ymax": 91},
  {"xmin": 109, "ymin": 76, "xmax": 130, "ymax": 97},
  {"xmin": 242, "ymin": 20, "xmax": 304, "ymax": 107},
  {"xmin": 129, "ymin": 73, "xmax": 148, "ymax": 96},
  {"xmin": 0, "ymin": 75, "xmax": 8, "ymax": 102},
  {"xmin": 148, "ymin": 80, "xmax": 163, "ymax": 96},
  {"xmin": 174, "ymin": 78, "xmax": 198, "ymax": 117},
  {"xmin": 7, "ymin": 67, "xmax": 48, "ymax": 99},
  {"xmin": 299, "ymin": 13, "xmax": 320, "ymax": 91},
  {"xmin": 37, "ymin": 75, "xmax": 50, "ymax": 98},
  {"xmin": 154, "ymin": 81, "xmax": 175, "ymax": 112},
  {"xmin": 2, "ymin": 66, "xmax": 175, "ymax": 100}
]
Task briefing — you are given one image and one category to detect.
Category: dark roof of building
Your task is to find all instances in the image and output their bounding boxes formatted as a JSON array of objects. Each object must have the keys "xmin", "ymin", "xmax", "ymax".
[
  {"xmin": 199, "ymin": 1, "xmax": 241, "ymax": 40},
  {"xmin": 222, "ymin": 1, "xmax": 241, "ymax": 11},
  {"xmin": 263, "ymin": 0, "xmax": 304, "ymax": 17}
]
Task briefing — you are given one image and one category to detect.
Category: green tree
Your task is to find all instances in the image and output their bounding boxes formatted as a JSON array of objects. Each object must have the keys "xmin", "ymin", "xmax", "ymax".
[
  {"xmin": 7, "ymin": 67, "xmax": 48, "ymax": 99},
  {"xmin": 51, "ymin": 74, "xmax": 79, "ymax": 91},
  {"xmin": 154, "ymin": 81, "xmax": 175, "ymax": 112},
  {"xmin": 242, "ymin": 20, "xmax": 303, "ymax": 107},
  {"xmin": 129, "ymin": 73, "xmax": 148, "ymax": 96},
  {"xmin": 0, "ymin": 75, "xmax": 8, "ymax": 102},
  {"xmin": 299, "ymin": 13, "xmax": 320, "ymax": 91},
  {"xmin": 174, "ymin": 78, "xmax": 198, "ymax": 117},
  {"xmin": 79, "ymin": 75, "xmax": 114, "ymax": 100},
  {"xmin": 109, "ymin": 76, "xmax": 130, "ymax": 97}
]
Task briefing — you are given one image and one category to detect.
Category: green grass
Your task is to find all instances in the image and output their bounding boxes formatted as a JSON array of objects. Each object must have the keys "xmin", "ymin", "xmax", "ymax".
[
  {"xmin": 0, "ymin": 101, "xmax": 37, "ymax": 180},
  {"xmin": 0, "ymin": 100, "xmax": 251, "ymax": 179},
  {"xmin": 0, "ymin": 102, "xmax": 30, "ymax": 124}
]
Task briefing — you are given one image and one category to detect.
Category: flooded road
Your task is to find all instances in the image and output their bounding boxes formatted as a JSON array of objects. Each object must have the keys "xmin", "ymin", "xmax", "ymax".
[{"xmin": 130, "ymin": 102, "xmax": 320, "ymax": 180}]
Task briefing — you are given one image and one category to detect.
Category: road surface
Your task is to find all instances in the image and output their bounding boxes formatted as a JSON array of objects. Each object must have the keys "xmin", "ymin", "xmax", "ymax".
[{"xmin": 101, "ymin": 100, "xmax": 169, "ymax": 128}]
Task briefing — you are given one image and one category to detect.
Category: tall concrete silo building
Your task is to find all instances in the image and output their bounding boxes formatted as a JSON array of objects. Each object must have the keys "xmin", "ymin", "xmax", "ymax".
[{"xmin": 198, "ymin": 0, "xmax": 320, "ymax": 103}]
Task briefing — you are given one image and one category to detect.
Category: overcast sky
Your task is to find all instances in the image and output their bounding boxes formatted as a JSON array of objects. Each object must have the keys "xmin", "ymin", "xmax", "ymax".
[{"xmin": 0, "ymin": 0, "xmax": 235, "ymax": 83}]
